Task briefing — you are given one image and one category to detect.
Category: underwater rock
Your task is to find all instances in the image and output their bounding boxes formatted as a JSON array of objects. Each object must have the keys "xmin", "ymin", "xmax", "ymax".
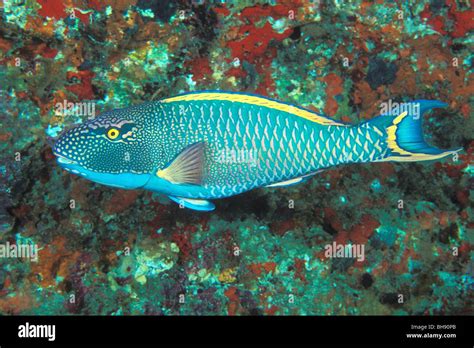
[{"xmin": 366, "ymin": 57, "xmax": 398, "ymax": 90}]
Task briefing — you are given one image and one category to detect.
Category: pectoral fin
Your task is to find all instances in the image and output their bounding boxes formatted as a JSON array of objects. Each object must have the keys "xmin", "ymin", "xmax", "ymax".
[
  {"xmin": 168, "ymin": 196, "xmax": 215, "ymax": 211},
  {"xmin": 157, "ymin": 142, "xmax": 205, "ymax": 185}
]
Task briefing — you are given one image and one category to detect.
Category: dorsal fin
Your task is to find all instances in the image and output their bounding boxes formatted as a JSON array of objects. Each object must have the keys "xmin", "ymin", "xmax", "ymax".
[{"xmin": 161, "ymin": 91, "xmax": 346, "ymax": 126}]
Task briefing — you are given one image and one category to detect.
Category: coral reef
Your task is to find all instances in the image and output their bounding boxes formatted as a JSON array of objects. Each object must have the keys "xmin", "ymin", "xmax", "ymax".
[{"xmin": 0, "ymin": 0, "xmax": 472, "ymax": 315}]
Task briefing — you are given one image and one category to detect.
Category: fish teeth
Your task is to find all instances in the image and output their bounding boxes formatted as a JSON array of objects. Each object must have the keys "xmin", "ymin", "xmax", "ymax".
[{"xmin": 57, "ymin": 157, "xmax": 76, "ymax": 164}]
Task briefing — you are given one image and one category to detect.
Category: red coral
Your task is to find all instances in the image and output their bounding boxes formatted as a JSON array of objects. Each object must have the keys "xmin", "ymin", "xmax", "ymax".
[
  {"xmin": 240, "ymin": 4, "xmax": 292, "ymax": 22},
  {"xmin": 420, "ymin": 1, "xmax": 474, "ymax": 39},
  {"xmin": 323, "ymin": 73, "xmax": 344, "ymax": 115},
  {"xmin": 37, "ymin": 0, "xmax": 67, "ymax": 20},
  {"xmin": 270, "ymin": 218, "xmax": 295, "ymax": 236},
  {"xmin": 227, "ymin": 66, "xmax": 247, "ymax": 78},
  {"xmin": 247, "ymin": 261, "xmax": 277, "ymax": 277},
  {"xmin": 33, "ymin": 43, "xmax": 58, "ymax": 59},
  {"xmin": 224, "ymin": 286, "xmax": 240, "ymax": 315},
  {"xmin": 199, "ymin": 216, "xmax": 210, "ymax": 232},
  {"xmin": 37, "ymin": 0, "xmax": 97, "ymax": 24},
  {"xmin": 104, "ymin": 190, "xmax": 138, "ymax": 214},
  {"xmin": 349, "ymin": 214, "xmax": 380, "ymax": 244},
  {"xmin": 227, "ymin": 22, "xmax": 290, "ymax": 66},
  {"xmin": 172, "ymin": 232, "xmax": 192, "ymax": 260},
  {"xmin": 434, "ymin": 141, "xmax": 472, "ymax": 179},
  {"xmin": 0, "ymin": 38, "xmax": 12, "ymax": 53},
  {"xmin": 458, "ymin": 243, "xmax": 472, "ymax": 256},
  {"xmin": 30, "ymin": 236, "xmax": 80, "ymax": 288},
  {"xmin": 446, "ymin": 0, "xmax": 474, "ymax": 38},
  {"xmin": 213, "ymin": 6, "xmax": 230, "ymax": 17},
  {"xmin": 187, "ymin": 57, "xmax": 213, "ymax": 82},
  {"xmin": 74, "ymin": 10, "xmax": 91, "ymax": 25},
  {"xmin": 334, "ymin": 230, "xmax": 349, "ymax": 245},
  {"xmin": 293, "ymin": 258, "xmax": 307, "ymax": 282},
  {"xmin": 460, "ymin": 104, "xmax": 470, "ymax": 118},
  {"xmin": 455, "ymin": 189, "xmax": 470, "ymax": 208},
  {"xmin": 0, "ymin": 132, "xmax": 12, "ymax": 141},
  {"xmin": 87, "ymin": 0, "xmax": 106, "ymax": 11},
  {"xmin": 65, "ymin": 70, "xmax": 95, "ymax": 100},
  {"xmin": 265, "ymin": 305, "xmax": 280, "ymax": 315},
  {"xmin": 420, "ymin": 6, "xmax": 446, "ymax": 35},
  {"xmin": 224, "ymin": 3, "xmax": 302, "ymax": 94},
  {"xmin": 323, "ymin": 207, "xmax": 344, "ymax": 233}
]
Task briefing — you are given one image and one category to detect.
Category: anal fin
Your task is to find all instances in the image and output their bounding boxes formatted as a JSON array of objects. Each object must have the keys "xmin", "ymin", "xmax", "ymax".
[
  {"xmin": 168, "ymin": 196, "xmax": 215, "ymax": 212},
  {"xmin": 265, "ymin": 171, "xmax": 321, "ymax": 188}
]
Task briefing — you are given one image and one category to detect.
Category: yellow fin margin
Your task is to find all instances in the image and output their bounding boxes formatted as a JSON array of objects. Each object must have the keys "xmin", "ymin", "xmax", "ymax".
[{"xmin": 383, "ymin": 111, "xmax": 460, "ymax": 161}]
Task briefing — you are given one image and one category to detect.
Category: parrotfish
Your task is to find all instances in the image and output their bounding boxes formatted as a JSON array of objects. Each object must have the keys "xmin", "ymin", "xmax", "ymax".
[{"xmin": 53, "ymin": 91, "xmax": 460, "ymax": 211}]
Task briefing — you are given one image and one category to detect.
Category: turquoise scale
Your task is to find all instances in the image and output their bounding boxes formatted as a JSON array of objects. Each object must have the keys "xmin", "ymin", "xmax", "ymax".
[{"xmin": 155, "ymin": 99, "xmax": 379, "ymax": 199}]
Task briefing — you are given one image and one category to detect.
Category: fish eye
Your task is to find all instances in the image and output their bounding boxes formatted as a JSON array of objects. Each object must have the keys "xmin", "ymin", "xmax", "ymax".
[{"xmin": 107, "ymin": 128, "xmax": 120, "ymax": 140}]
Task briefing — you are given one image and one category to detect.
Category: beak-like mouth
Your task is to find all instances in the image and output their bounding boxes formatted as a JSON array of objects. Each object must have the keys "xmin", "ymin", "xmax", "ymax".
[
  {"xmin": 57, "ymin": 157, "xmax": 77, "ymax": 165},
  {"xmin": 54, "ymin": 153, "xmax": 78, "ymax": 165}
]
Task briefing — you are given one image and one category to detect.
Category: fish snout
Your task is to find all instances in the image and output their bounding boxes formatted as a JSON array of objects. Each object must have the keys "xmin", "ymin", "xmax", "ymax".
[{"xmin": 53, "ymin": 128, "xmax": 83, "ymax": 165}]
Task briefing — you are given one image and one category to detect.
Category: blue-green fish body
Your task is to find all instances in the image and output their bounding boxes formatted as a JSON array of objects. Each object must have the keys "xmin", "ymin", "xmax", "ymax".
[{"xmin": 53, "ymin": 91, "xmax": 460, "ymax": 211}]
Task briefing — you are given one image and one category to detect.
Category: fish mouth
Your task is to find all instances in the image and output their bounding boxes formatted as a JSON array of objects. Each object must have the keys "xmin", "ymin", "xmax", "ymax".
[
  {"xmin": 57, "ymin": 157, "xmax": 77, "ymax": 165},
  {"xmin": 54, "ymin": 152, "xmax": 88, "ymax": 177},
  {"xmin": 54, "ymin": 152, "xmax": 78, "ymax": 165}
]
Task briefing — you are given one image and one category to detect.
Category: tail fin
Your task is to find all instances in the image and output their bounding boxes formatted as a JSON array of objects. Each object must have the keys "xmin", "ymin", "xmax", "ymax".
[{"xmin": 370, "ymin": 100, "xmax": 461, "ymax": 162}]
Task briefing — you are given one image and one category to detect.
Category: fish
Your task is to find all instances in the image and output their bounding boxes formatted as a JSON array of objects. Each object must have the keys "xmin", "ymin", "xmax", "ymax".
[{"xmin": 53, "ymin": 91, "xmax": 461, "ymax": 211}]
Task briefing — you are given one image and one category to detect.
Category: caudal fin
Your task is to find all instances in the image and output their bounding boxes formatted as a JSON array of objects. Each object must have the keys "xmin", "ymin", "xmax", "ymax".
[{"xmin": 372, "ymin": 100, "xmax": 461, "ymax": 162}]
